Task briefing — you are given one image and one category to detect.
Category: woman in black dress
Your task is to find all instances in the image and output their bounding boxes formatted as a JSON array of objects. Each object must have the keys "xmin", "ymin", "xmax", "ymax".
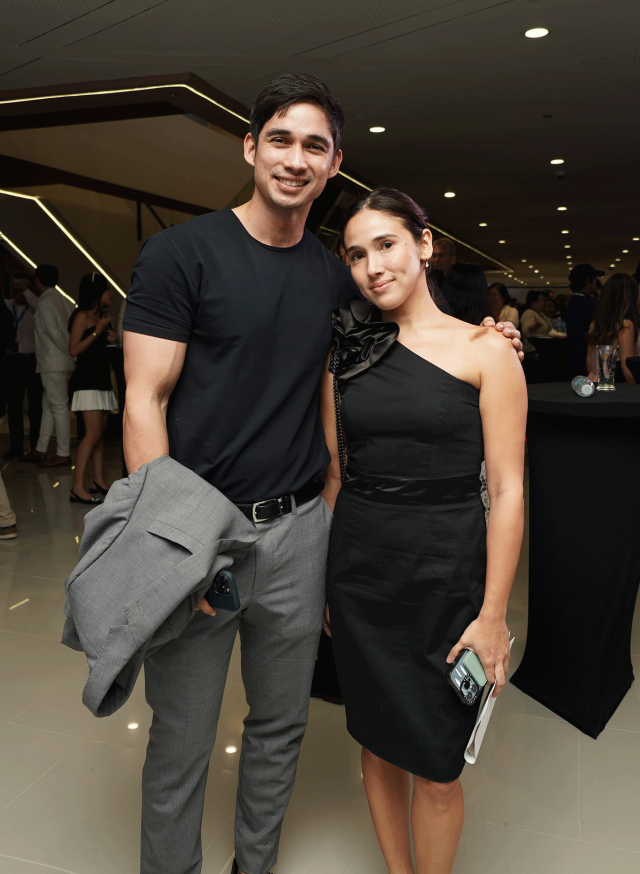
[
  {"xmin": 321, "ymin": 190, "xmax": 527, "ymax": 874},
  {"xmin": 68, "ymin": 273, "xmax": 117, "ymax": 504}
]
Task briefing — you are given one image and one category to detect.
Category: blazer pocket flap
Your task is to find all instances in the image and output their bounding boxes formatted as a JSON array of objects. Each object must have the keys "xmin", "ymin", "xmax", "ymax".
[{"xmin": 146, "ymin": 518, "xmax": 202, "ymax": 554}]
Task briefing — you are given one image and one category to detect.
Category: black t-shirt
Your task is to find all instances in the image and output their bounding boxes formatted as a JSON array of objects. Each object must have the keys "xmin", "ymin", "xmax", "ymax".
[{"xmin": 124, "ymin": 208, "xmax": 358, "ymax": 502}]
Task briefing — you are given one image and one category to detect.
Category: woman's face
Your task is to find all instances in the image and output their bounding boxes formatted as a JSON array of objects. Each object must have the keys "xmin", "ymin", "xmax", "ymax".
[
  {"xmin": 343, "ymin": 209, "xmax": 432, "ymax": 311},
  {"xmin": 488, "ymin": 286, "xmax": 503, "ymax": 310},
  {"xmin": 100, "ymin": 289, "xmax": 113, "ymax": 308}
]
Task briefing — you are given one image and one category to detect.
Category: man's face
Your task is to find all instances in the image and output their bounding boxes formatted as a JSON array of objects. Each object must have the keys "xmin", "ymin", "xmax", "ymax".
[
  {"xmin": 244, "ymin": 102, "xmax": 342, "ymax": 214},
  {"xmin": 431, "ymin": 242, "xmax": 455, "ymax": 275},
  {"xmin": 10, "ymin": 277, "xmax": 28, "ymax": 303}
]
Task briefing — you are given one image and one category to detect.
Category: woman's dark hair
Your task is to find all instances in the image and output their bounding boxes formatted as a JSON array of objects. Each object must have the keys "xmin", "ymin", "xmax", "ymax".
[
  {"xmin": 341, "ymin": 187, "xmax": 449, "ymax": 309},
  {"xmin": 441, "ymin": 263, "xmax": 490, "ymax": 325},
  {"xmin": 489, "ymin": 282, "xmax": 510, "ymax": 306},
  {"xmin": 250, "ymin": 73, "xmax": 345, "ymax": 151},
  {"xmin": 586, "ymin": 273, "xmax": 639, "ymax": 346},
  {"xmin": 69, "ymin": 272, "xmax": 109, "ymax": 331},
  {"xmin": 525, "ymin": 289, "xmax": 544, "ymax": 309}
]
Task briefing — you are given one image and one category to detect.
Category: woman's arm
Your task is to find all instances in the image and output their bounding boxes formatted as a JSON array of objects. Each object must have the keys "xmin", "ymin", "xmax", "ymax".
[
  {"xmin": 69, "ymin": 312, "xmax": 111, "ymax": 357},
  {"xmin": 618, "ymin": 321, "xmax": 637, "ymax": 384},
  {"xmin": 319, "ymin": 351, "xmax": 342, "ymax": 512},
  {"xmin": 447, "ymin": 334, "xmax": 527, "ymax": 695}
]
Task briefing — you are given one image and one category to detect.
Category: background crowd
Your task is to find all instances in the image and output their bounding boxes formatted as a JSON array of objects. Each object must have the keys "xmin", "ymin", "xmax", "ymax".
[{"xmin": 2, "ymin": 246, "xmax": 640, "ymax": 541}]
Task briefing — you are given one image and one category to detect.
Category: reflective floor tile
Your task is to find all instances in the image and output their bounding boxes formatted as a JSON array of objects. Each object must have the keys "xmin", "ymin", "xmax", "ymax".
[
  {"xmin": 580, "ymin": 727, "xmax": 640, "ymax": 853},
  {"xmin": 454, "ymin": 820, "xmax": 640, "ymax": 874},
  {"xmin": 0, "ymin": 856, "xmax": 83, "ymax": 874},
  {"xmin": 269, "ymin": 780, "xmax": 384, "ymax": 874},
  {"xmin": 0, "ymin": 575, "xmax": 67, "ymax": 640},
  {"xmin": 0, "ymin": 741, "xmax": 143, "ymax": 874},
  {"xmin": 295, "ymin": 698, "xmax": 362, "ymax": 792},
  {"xmin": 607, "ymin": 656, "xmax": 640, "ymax": 733},
  {"xmin": 13, "ymin": 669, "xmax": 152, "ymax": 751},
  {"xmin": 0, "ymin": 722, "xmax": 81, "ymax": 811},
  {"xmin": 0, "ymin": 631, "xmax": 84, "ymax": 722},
  {"xmin": 462, "ymin": 711, "xmax": 580, "ymax": 839}
]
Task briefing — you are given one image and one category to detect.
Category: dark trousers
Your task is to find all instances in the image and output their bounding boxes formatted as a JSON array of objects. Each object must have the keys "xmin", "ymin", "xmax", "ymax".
[{"xmin": 6, "ymin": 354, "xmax": 43, "ymax": 450}]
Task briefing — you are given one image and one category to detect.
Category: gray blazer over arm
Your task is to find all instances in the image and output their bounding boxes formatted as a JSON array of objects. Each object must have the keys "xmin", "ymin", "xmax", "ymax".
[{"xmin": 62, "ymin": 456, "xmax": 260, "ymax": 717}]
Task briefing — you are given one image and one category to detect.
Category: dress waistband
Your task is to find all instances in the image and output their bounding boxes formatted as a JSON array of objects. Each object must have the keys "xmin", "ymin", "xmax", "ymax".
[{"xmin": 343, "ymin": 467, "xmax": 481, "ymax": 505}]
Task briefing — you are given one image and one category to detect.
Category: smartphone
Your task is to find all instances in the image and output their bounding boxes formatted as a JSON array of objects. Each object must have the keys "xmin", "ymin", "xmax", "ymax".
[
  {"xmin": 447, "ymin": 649, "xmax": 487, "ymax": 706},
  {"xmin": 204, "ymin": 569, "xmax": 241, "ymax": 612}
]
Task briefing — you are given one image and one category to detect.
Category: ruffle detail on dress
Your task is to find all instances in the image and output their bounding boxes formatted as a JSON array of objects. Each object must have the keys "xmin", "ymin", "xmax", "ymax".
[{"xmin": 330, "ymin": 299, "xmax": 399, "ymax": 383}]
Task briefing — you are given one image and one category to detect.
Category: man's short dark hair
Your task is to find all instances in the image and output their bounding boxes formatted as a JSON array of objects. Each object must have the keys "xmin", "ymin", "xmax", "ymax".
[
  {"xmin": 35, "ymin": 264, "xmax": 59, "ymax": 288},
  {"xmin": 250, "ymin": 73, "xmax": 345, "ymax": 151}
]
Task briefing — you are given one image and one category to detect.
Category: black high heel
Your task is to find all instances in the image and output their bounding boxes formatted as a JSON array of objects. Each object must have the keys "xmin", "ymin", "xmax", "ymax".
[
  {"xmin": 70, "ymin": 490, "xmax": 102, "ymax": 505},
  {"xmin": 89, "ymin": 481, "xmax": 109, "ymax": 496}
]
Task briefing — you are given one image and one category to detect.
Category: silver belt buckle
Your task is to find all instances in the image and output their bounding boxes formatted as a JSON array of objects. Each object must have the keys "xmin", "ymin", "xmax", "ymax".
[{"xmin": 251, "ymin": 496, "xmax": 285, "ymax": 524}]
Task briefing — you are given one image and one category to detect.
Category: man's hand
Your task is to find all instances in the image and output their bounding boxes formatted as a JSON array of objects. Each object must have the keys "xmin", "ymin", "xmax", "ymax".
[
  {"xmin": 481, "ymin": 317, "xmax": 524, "ymax": 361},
  {"xmin": 195, "ymin": 597, "xmax": 216, "ymax": 616}
]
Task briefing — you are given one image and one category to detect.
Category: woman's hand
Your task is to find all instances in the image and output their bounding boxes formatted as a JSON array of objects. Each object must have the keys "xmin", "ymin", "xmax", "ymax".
[
  {"xmin": 322, "ymin": 602, "xmax": 331, "ymax": 637},
  {"xmin": 95, "ymin": 314, "xmax": 111, "ymax": 335},
  {"xmin": 106, "ymin": 329, "xmax": 117, "ymax": 344},
  {"xmin": 446, "ymin": 615, "xmax": 510, "ymax": 697}
]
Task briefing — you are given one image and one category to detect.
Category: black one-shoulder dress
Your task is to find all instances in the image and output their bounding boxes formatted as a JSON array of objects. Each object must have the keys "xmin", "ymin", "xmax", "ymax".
[{"xmin": 327, "ymin": 301, "xmax": 486, "ymax": 783}]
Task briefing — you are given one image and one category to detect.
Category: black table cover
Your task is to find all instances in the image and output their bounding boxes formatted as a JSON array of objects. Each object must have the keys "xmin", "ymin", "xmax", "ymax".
[
  {"xmin": 510, "ymin": 383, "xmax": 640, "ymax": 738},
  {"xmin": 528, "ymin": 336, "xmax": 569, "ymax": 383}
]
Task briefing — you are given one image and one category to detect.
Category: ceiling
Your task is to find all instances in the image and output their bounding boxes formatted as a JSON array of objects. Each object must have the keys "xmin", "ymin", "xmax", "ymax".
[{"xmin": 1, "ymin": 0, "xmax": 639, "ymax": 288}]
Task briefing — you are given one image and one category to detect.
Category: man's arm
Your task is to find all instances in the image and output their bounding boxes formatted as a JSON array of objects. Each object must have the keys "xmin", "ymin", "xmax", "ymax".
[
  {"xmin": 319, "ymin": 352, "xmax": 342, "ymax": 511},
  {"xmin": 123, "ymin": 331, "xmax": 187, "ymax": 472}
]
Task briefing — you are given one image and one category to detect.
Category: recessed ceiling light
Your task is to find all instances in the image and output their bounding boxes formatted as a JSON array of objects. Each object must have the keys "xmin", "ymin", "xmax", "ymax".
[
  {"xmin": 479, "ymin": 222, "xmax": 488, "ymax": 227},
  {"xmin": 528, "ymin": 265, "xmax": 533, "ymax": 268},
  {"xmin": 225, "ymin": 745, "xmax": 237, "ymax": 754},
  {"xmin": 561, "ymin": 230, "xmax": 569, "ymax": 234},
  {"xmin": 369, "ymin": 126, "xmax": 385, "ymax": 133},
  {"xmin": 550, "ymin": 159, "xmax": 564, "ymax": 165},
  {"xmin": 499, "ymin": 239, "xmax": 506, "ymax": 244},
  {"xmin": 634, "ymin": 237, "xmax": 640, "ymax": 241},
  {"xmin": 566, "ymin": 254, "xmax": 571, "ymax": 258},
  {"xmin": 444, "ymin": 191, "xmax": 456, "ymax": 198},
  {"xmin": 525, "ymin": 27, "xmax": 549, "ymax": 39},
  {"xmin": 622, "ymin": 249, "xmax": 629, "ymax": 253},
  {"xmin": 564, "ymin": 245, "xmax": 570, "ymax": 249},
  {"xmin": 546, "ymin": 282, "xmax": 550, "ymax": 285},
  {"xmin": 615, "ymin": 258, "xmax": 621, "ymax": 261},
  {"xmin": 534, "ymin": 269, "xmax": 539, "ymax": 273},
  {"xmin": 557, "ymin": 206, "xmax": 567, "ymax": 211},
  {"xmin": 521, "ymin": 259, "xmax": 527, "ymax": 262},
  {"xmin": 127, "ymin": 723, "xmax": 139, "ymax": 730},
  {"xmin": 610, "ymin": 263, "xmax": 615, "ymax": 267}
]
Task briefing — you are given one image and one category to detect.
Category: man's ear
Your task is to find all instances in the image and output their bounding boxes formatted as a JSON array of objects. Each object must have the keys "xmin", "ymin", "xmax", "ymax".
[
  {"xmin": 243, "ymin": 132, "xmax": 257, "ymax": 168},
  {"xmin": 327, "ymin": 148, "xmax": 343, "ymax": 180}
]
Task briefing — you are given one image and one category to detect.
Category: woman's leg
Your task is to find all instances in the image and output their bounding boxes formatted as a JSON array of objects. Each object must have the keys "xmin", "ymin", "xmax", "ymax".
[
  {"xmin": 90, "ymin": 412, "xmax": 109, "ymax": 489},
  {"xmin": 72, "ymin": 411, "xmax": 103, "ymax": 499},
  {"xmin": 411, "ymin": 776, "xmax": 464, "ymax": 874},
  {"xmin": 361, "ymin": 747, "xmax": 414, "ymax": 874}
]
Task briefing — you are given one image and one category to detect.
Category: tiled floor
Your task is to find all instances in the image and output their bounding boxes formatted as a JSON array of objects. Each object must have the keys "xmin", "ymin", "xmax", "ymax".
[{"xmin": 0, "ymin": 431, "xmax": 639, "ymax": 874}]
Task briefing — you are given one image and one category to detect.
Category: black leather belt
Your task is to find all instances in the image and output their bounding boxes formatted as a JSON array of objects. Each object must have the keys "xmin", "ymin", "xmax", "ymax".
[{"xmin": 236, "ymin": 480, "xmax": 324, "ymax": 523}]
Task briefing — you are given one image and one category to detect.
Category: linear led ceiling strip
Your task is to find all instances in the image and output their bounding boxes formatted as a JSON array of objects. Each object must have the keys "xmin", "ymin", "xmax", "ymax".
[
  {"xmin": 0, "ymin": 228, "xmax": 75, "ymax": 303},
  {"xmin": 0, "ymin": 189, "xmax": 126, "ymax": 297},
  {"xmin": 0, "ymin": 83, "xmax": 511, "ymax": 272}
]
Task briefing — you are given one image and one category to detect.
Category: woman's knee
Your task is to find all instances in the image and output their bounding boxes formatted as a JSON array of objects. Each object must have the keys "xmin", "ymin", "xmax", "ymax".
[{"xmin": 413, "ymin": 776, "xmax": 461, "ymax": 809}]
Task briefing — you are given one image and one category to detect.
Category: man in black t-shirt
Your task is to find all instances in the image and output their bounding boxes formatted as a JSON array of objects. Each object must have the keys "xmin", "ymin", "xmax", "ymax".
[{"xmin": 124, "ymin": 74, "xmax": 522, "ymax": 874}]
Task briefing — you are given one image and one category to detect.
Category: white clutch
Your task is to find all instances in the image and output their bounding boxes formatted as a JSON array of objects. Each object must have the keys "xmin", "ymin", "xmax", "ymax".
[{"xmin": 464, "ymin": 637, "xmax": 515, "ymax": 764}]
